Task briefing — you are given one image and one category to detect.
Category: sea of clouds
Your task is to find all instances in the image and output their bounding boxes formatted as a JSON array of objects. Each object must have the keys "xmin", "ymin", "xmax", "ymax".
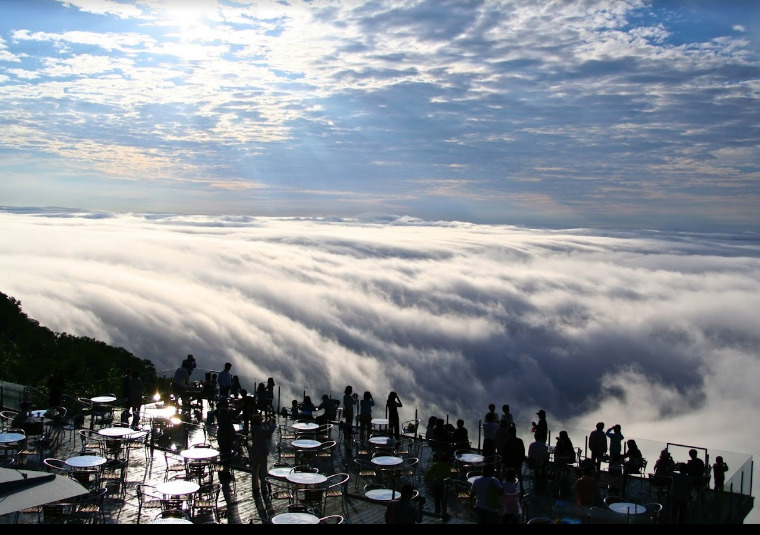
[{"xmin": 2, "ymin": 208, "xmax": 759, "ymax": 519}]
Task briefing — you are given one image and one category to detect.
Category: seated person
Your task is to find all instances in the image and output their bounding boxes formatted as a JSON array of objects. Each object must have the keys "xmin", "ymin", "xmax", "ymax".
[
  {"xmin": 315, "ymin": 394, "xmax": 340, "ymax": 425},
  {"xmin": 654, "ymin": 449, "xmax": 675, "ymax": 476},
  {"xmin": 201, "ymin": 372, "xmax": 219, "ymax": 400},
  {"xmin": 553, "ymin": 430, "xmax": 576, "ymax": 466},
  {"xmin": 622, "ymin": 439, "xmax": 644, "ymax": 475},
  {"xmin": 298, "ymin": 395, "xmax": 316, "ymax": 420},
  {"xmin": 685, "ymin": 448, "xmax": 706, "ymax": 477}
]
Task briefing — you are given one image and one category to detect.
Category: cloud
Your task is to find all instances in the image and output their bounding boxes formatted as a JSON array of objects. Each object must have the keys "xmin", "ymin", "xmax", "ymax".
[{"xmin": 2, "ymin": 209, "xmax": 759, "ymax": 515}]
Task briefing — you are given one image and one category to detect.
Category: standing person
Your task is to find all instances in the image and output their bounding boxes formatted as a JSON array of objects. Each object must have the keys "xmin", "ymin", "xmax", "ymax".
[
  {"xmin": 342, "ymin": 386, "xmax": 356, "ymax": 444},
  {"xmin": 46, "ymin": 368, "xmax": 66, "ymax": 408},
  {"xmin": 172, "ymin": 360, "xmax": 191, "ymax": 411},
  {"xmin": 482, "ymin": 411, "xmax": 499, "ymax": 457},
  {"xmin": 606, "ymin": 424, "xmax": 624, "ymax": 464},
  {"xmin": 425, "ymin": 450, "xmax": 451, "ymax": 515},
  {"xmin": 215, "ymin": 398, "xmax": 239, "ymax": 459},
  {"xmin": 386, "ymin": 391, "xmax": 403, "ymax": 440},
  {"xmin": 248, "ymin": 413, "xmax": 277, "ymax": 498},
  {"xmin": 588, "ymin": 422, "xmax": 608, "ymax": 473},
  {"xmin": 263, "ymin": 377, "xmax": 276, "ymax": 416},
  {"xmin": 501, "ymin": 427, "xmax": 526, "ymax": 495},
  {"xmin": 713, "ymin": 456, "xmax": 729, "ymax": 491},
  {"xmin": 532, "ymin": 410, "xmax": 548, "ymax": 444},
  {"xmin": 384, "ymin": 484, "xmax": 423, "ymax": 524},
  {"xmin": 669, "ymin": 463, "xmax": 693, "ymax": 524},
  {"xmin": 358, "ymin": 391, "xmax": 374, "ymax": 443},
  {"xmin": 218, "ymin": 362, "xmax": 232, "ymax": 398},
  {"xmin": 239, "ymin": 388, "xmax": 257, "ymax": 435},
  {"xmin": 470, "ymin": 463, "xmax": 504, "ymax": 524},
  {"xmin": 501, "ymin": 467, "xmax": 522, "ymax": 524},
  {"xmin": 127, "ymin": 369, "xmax": 144, "ymax": 430},
  {"xmin": 528, "ymin": 437, "xmax": 549, "ymax": 492},
  {"xmin": 500, "ymin": 404, "xmax": 515, "ymax": 431}
]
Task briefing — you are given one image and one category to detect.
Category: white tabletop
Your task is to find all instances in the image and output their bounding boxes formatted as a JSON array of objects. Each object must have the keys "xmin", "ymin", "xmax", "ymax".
[
  {"xmin": 371, "ymin": 418, "xmax": 389, "ymax": 426},
  {"xmin": 181, "ymin": 447, "xmax": 220, "ymax": 460},
  {"xmin": 371, "ymin": 455, "xmax": 403, "ymax": 466},
  {"xmin": 30, "ymin": 409, "xmax": 55, "ymax": 418},
  {"xmin": 271, "ymin": 512, "xmax": 320, "ymax": 524},
  {"xmin": 268, "ymin": 466, "xmax": 293, "ymax": 479},
  {"xmin": 369, "ymin": 436, "xmax": 395, "ymax": 446},
  {"xmin": 98, "ymin": 427, "xmax": 138, "ymax": 438},
  {"xmin": 65, "ymin": 455, "xmax": 107, "ymax": 468},
  {"xmin": 156, "ymin": 480, "xmax": 200, "ymax": 496},
  {"xmin": 285, "ymin": 472, "xmax": 328, "ymax": 486},
  {"xmin": 365, "ymin": 488, "xmax": 399, "ymax": 501},
  {"xmin": 0, "ymin": 433, "xmax": 26, "ymax": 444},
  {"xmin": 149, "ymin": 518, "xmax": 193, "ymax": 524},
  {"xmin": 292, "ymin": 422, "xmax": 320, "ymax": 431},
  {"xmin": 457, "ymin": 453, "xmax": 485, "ymax": 464},
  {"xmin": 91, "ymin": 395, "xmax": 117, "ymax": 403},
  {"xmin": 292, "ymin": 439, "xmax": 322, "ymax": 449},
  {"xmin": 609, "ymin": 502, "xmax": 646, "ymax": 515}
]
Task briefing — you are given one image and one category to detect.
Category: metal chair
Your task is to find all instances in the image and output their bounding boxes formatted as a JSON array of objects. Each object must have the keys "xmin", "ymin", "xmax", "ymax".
[
  {"xmin": 322, "ymin": 472, "xmax": 350, "ymax": 519},
  {"xmin": 68, "ymin": 487, "xmax": 108, "ymax": 524},
  {"xmin": 43, "ymin": 456, "xmax": 70, "ymax": 475},
  {"xmin": 193, "ymin": 482, "xmax": 222, "ymax": 522},
  {"xmin": 135, "ymin": 483, "xmax": 164, "ymax": 524},
  {"xmin": 353, "ymin": 458, "xmax": 378, "ymax": 491}
]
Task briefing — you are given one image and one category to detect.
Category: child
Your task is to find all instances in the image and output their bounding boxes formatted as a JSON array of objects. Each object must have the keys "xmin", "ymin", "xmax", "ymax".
[{"xmin": 713, "ymin": 456, "xmax": 728, "ymax": 491}]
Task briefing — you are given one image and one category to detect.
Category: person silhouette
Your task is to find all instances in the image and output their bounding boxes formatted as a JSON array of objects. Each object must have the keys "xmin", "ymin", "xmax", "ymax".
[
  {"xmin": 713, "ymin": 456, "xmax": 728, "ymax": 491},
  {"xmin": 588, "ymin": 422, "xmax": 607, "ymax": 473},
  {"xmin": 386, "ymin": 391, "xmax": 403, "ymax": 440},
  {"xmin": 533, "ymin": 410, "xmax": 548, "ymax": 444}
]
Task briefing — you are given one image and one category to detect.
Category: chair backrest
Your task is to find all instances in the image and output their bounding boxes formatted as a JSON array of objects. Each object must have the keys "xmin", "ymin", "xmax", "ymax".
[
  {"xmin": 43, "ymin": 457, "xmax": 69, "ymax": 474},
  {"xmin": 319, "ymin": 514, "xmax": 345, "ymax": 524},
  {"xmin": 326, "ymin": 472, "xmax": 350, "ymax": 489}
]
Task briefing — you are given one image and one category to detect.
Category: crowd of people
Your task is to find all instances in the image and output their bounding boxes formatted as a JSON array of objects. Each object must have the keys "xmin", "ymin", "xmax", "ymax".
[{"xmin": 113, "ymin": 355, "xmax": 725, "ymax": 525}]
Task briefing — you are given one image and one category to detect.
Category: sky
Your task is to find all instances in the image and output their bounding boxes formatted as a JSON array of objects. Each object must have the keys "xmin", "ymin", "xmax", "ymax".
[
  {"xmin": 1, "ymin": 208, "xmax": 759, "ymax": 521},
  {"xmin": 1, "ymin": 0, "xmax": 760, "ymax": 232}
]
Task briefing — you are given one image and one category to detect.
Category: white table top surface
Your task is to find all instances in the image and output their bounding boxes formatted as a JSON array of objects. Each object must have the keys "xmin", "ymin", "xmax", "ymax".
[
  {"xmin": 365, "ymin": 488, "xmax": 400, "ymax": 501},
  {"xmin": 268, "ymin": 467, "xmax": 293, "ymax": 479},
  {"xmin": 271, "ymin": 512, "xmax": 321, "ymax": 524},
  {"xmin": 609, "ymin": 502, "xmax": 646, "ymax": 514},
  {"xmin": 369, "ymin": 436, "xmax": 395, "ymax": 445},
  {"xmin": 98, "ymin": 427, "xmax": 138, "ymax": 438},
  {"xmin": 292, "ymin": 439, "xmax": 322, "ymax": 449},
  {"xmin": 91, "ymin": 396, "xmax": 117, "ymax": 403},
  {"xmin": 371, "ymin": 455, "xmax": 403, "ymax": 466},
  {"xmin": 0, "ymin": 433, "xmax": 26, "ymax": 444},
  {"xmin": 156, "ymin": 480, "xmax": 200, "ymax": 496},
  {"xmin": 292, "ymin": 422, "xmax": 320, "ymax": 431},
  {"xmin": 181, "ymin": 447, "xmax": 220, "ymax": 460},
  {"xmin": 65, "ymin": 455, "xmax": 107, "ymax": 468},
  {"xmin": 149, "ymin": 518, "xmax": 193, "ymax": 524},
  {"xmin": 371, "ymin": 418, "xmax": 389, "ymax": 425},
  {"xmin": 285, "ymin": 472, "xmax": 327, "ymax": 485},
  {"xmin": 457, "ymin": 453, "xmax": 485, "ymax": 463}
]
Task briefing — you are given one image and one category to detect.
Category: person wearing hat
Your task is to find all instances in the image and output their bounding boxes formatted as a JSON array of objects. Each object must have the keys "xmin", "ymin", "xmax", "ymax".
[{"xmin": 533, "ymin": 409, "xmax": 548, "ymax": 444}]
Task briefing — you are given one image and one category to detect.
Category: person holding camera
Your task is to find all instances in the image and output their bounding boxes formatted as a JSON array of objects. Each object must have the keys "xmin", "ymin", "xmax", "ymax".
[
  {"xmin": 386, "ymin": 391, "xmax": 403, "ymax": 440},
  {"xmin": 359, "ymin": 391, "xmax": 375, "ymax": 443},
  {"xmin": 385, "ymin": 484, "xmax": 423, "ymax": 524}
]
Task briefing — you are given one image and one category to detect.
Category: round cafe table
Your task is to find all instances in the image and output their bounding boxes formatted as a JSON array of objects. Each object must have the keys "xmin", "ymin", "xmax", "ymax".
[
  {"xmin": 181, "ymin": 447, "xmax": 220, "ymax": 461},
  {"xmin": 149, "ymin": 518, "xmax": 193, "ymax": 524},
  {"xmin": 371, "ymin": 455, "xmax": 403, "ymax": 467},
  {"xmin": 365, "ymin": 488, "xmax": 400, "ymax": 501},
  {"xmin": 268, "ymin": 466, "xmax": 293, "ymax": 479},
  {"xmin": 65, "ymin": 455, "xmax": 107, "ymax": 468},
  {"xmin": 98, "ymin": 427, "xmax": 138, "ymax": 438},
  {"xmin": 0, "ymin": 432, "xmax": 26, "ymax": 445},
  {"xmin": 456, "ymin": 452, "xmax": 484, "ymax": 464},
  {"xmin": 271, "ymin": 512, "xmax": 320, "ymax": 524},
  {"xmin": 369, "ymin": 436, "xmax": 395, "ymax": 446},
  {"xmin": 609, "ymin": 502, "xmax": 646, "ymax": 515},
  {"xmin": 285, "ymin": 471, "xmax": 327, "ymax": 486},
  {"xmin": 292, "ymin": 439, "xmax": 321, "ymax": 449},
  {"xmin": 91, "ymin": 395, "xmax": 117, "ymax": 404}
]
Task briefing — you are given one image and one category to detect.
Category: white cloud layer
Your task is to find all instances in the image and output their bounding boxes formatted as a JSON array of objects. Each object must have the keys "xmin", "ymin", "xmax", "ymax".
[{"xmin": 1, "ymin": 208, "xmax": 759, "ymax": 521}]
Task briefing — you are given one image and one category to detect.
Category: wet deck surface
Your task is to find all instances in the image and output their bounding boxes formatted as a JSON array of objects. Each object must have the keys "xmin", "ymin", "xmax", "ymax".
[{"xmin": 3, "ymin": 403, "xmax": 752, "ymax": 524}]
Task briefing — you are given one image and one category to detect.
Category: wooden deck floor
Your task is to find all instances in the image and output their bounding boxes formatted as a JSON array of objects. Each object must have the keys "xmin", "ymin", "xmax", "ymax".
[{"xmin": 3, "ymin": 403, "xmax": 752, "ymax": 524}]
